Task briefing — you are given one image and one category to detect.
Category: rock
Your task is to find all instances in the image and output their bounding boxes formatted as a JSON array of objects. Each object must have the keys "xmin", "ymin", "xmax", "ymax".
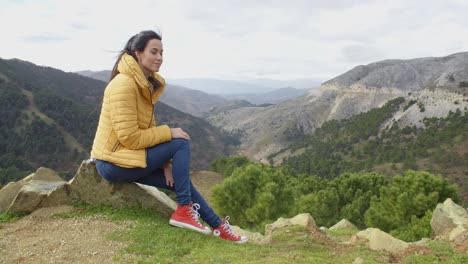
[
  {"xmin": 431, "ymin": 198, "xmax": 468, "ymax": 239},
  {"xmin": 0, "ymin": 181, "xmax": 28, "ymax": 213},
  {"xmin": 0, "ymin": 167, "xmax": 64, "ymax": 213},
  {"xmin": 257, "ymin": 234, "xmax": 273, "ymax": 246},
  {"xmin": 265, "ymin": 213, "xmax": 317, "ymax": 235},
  {"xmin": 28, "ymin": 205, "xmax": 75, "ymax": 218},
  {"xmin": 68, "ymin": 160, "xmax": 176, "ymax": 216},
  {"xmin": 330, "ymin": 219, "xmax": 356, "ymax": 230},
  {"xmin": 356, "ymin": 228, "xmax": 409, "ymax": 253},
  {"xmin": 431, "ymin": 198, "xmax": 468, "ymax": 253},
  {"xmin": 320, "ymin": 226, "xmax": 329, "ymax": 231},
  {"xmin": 231, "ymin": 225, "xmax": 264, "ymax": 244},
  {"xmin": 7, "ymin": 180, "xmax": 72, "ymax": 214},
  {"xmin": 352, "ymin": 257, "xmax": 364, "ymax": 264},
  {"xmin": 30, "ymin": 167, "xmax": 64, "ymax": 181}
]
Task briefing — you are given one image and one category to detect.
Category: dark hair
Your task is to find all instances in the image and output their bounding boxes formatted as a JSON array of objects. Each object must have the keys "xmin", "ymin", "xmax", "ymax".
[{"xmin": 110, "ymin": 30, "xmax": 163, "ymax": 89}]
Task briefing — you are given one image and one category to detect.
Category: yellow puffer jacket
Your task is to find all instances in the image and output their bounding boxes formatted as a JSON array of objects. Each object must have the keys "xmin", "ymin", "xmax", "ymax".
[{"xmin": 91, "ymin": 53, "xmax": 172, "ymax": 168}]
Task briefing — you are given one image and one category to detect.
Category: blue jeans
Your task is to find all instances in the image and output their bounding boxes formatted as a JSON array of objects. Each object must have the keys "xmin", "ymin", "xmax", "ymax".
[{"xmin": 95, "ymin": 139, "xmax": 222, "ymax": 228}]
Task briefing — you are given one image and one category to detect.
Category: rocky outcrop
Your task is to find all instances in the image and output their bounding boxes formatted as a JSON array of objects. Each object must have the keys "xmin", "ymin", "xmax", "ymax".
[
  {"xmin": 323, "ymin": 52, "xmax": 468, "ymax": 91},
  {"xmin": 431, "ymin": 198, "xmax": 468, "ymax": 253},
  {"xmin": 330, "ymin": 219, "xmax": 356, "ymax": 230},
  {"xmin": 355, "ymin": 228, "xmax": 409, "ymax": 253},
  {"xmin": 8, "ymin": 180, "xmax": 72, "ymax": 214},
  {"xmin": 0, "ymin": 168, "xmax": 71, "ymax": 214},
  {"xmin": 0, "ymin": 161, "xmax": 177, "ymax": 216},
  {"xmin": 0, "ymin": 178, "xmax": 30, "ymax": 212},
  {"xmin": 229, "ymin": 213, "xmax": 319, "ymax": 245},
  {"xmin": 265, "ymin": 213, "xmax": 317, "ymax": 235},
  {"xmin": 69, "ymin": 160, "xmax": 176, "ymax": 216}
]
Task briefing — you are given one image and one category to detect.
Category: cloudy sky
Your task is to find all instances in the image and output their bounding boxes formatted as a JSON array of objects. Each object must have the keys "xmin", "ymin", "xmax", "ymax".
[{"xmin": 1, "ymin": 0, "xmax": 468, "ymax": 82}]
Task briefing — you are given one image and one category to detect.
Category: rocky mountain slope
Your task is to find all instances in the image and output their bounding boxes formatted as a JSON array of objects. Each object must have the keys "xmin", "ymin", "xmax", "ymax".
[
  {"xmin": 220, "ymin": 87, "xmax": 310, "ymax": 105},
  {"xmin": 206, "ymin": 52, "xmax": 468, "ymax": 162}
]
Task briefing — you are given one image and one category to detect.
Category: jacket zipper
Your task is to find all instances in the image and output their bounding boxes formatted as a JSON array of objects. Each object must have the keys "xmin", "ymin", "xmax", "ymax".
[{"xmin": 111, "ymin": 141, "xmax": 120, "ymax": 152}]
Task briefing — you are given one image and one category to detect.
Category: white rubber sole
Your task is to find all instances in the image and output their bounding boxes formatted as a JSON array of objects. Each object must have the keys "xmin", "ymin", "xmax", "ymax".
[
  {"xmin": 213, "ymin": 231, "xmax": 249, "ymax": 244},
  {"xmin": 233, "ymin": 237, "xmax": 249, "ymax": 244},
  {"xmin": 169, "ymin": 219, "xmax": 212, "ymax": 235}
]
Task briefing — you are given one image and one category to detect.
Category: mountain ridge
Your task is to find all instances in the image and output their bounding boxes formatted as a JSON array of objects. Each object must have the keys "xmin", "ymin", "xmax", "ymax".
[{"xmin": 206, "ymin": 51, "xmax": 468, "ymax": 163}]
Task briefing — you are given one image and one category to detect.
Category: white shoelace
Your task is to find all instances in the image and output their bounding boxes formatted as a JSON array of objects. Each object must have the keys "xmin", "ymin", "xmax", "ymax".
[
  {"xmin": 222, "ymin": 216, "xmax": 237, "ymax": 237},
  {"xmin": 190, "ymin": 203, "xmax": 203, "ymax": 225}
]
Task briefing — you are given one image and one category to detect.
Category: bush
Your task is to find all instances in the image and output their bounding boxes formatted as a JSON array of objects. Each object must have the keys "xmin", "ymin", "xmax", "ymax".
[
  {"xmin": 209, "ymin": 156, "xmax": 251, "ymax": 177},
  {"xmin": 390, "ymin": 210, "xmax": 433, "ymax": 242},
  {"xmin": 364, "ymin": 170, "xmax": 458, "ymax": 241},
  {"xmin": 211, "ymin": 164, "xmax": 294, "ymax": 231}
]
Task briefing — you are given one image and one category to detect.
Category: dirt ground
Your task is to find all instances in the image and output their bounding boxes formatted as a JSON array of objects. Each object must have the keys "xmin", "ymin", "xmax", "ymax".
[{"xmin": 0, "ymin": 206, "xmax": 130, "ymax": 264}]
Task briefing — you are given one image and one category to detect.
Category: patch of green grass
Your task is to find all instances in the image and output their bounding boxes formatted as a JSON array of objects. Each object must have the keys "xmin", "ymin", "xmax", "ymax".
[
  {"xmin": 0, "ymin": 213, "xmax": 20, "ymax": 223},
  {"xmin": 404, "ymin": 241, "xmax": 468, "ymax": 264},
  {"xmin": 325, "ymin": 228, "xmax": 359, "ymax": 238}
]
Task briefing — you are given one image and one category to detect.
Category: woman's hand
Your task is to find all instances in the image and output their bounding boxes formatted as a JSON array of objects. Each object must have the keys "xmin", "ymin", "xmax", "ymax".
[
  {"xmin": 170, "ymin": 128, "xmax": 191, "ymax": 140},
  {"xmin": 163, "ymin": 161, "xmax": 174, "ymax": 187}
]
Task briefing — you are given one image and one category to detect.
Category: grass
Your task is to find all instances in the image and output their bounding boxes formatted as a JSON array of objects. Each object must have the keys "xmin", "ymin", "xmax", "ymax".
[
  {"xmin": 0, "ymin": 213, "xmax": 20, "ymax": 224},
  {"xmin": 325, "ymin": 227, "xmax": 360, "ymax": 238},
  {"xmin": 50, "ymin": 204, "xmax": 466, "ymax": 263},
  {"xmin": 403, "ymin": 241, "xmax": 468, "ymax": 264}
]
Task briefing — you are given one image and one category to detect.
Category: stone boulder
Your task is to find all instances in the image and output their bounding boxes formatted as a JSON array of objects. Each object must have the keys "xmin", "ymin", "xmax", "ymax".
[
  {"xmin": 68, "ymin": 160, "xmax": 176, "ymax": 216},
  {"xmin": 430, "ymin": 198, "xmax": 467, "ymax": 253},
  {"xmin": 0, "ymin": 180, "xmax": 29, "ymax": 213},
  {"xmin": 355, "ymin": 228, "xmax": 409, "ymax": 253},
  {"xmin": 231, "ymin": 225, "xmax": 264, "ymax": 244},
  {"xmin": 30, "ymin": 167, "xmax": 64, "ymax": 181},
  {"xmin": 330, "ymin": 219, "xmax": 356, "ymax": 230},
  {"xmin": 7, "ymin": 180, "xmax": 72, "ymax": 214},
  {"xmin": 0, "ymin": 168, "xmax": 68, "ymax": 214},
  {"xmin": 265, "ymin": 213, "xmax": 317, "ymax": 235},
  {"xmin": 1, "ymin": 161, "xmax": 178, "ymax": 217}
]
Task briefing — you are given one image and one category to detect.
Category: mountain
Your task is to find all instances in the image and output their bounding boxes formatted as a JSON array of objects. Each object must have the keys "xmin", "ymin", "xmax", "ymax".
[
  {"xmin": 220, "ymin": 87, "xmax": 310, "ymax": 105},
  {"xmin": 241, "ymin": 78, "xmax": 322, "ymax": 89},
  {"xmin": 76, "ymin": 70, "xmax": 111, "ymax": 83},
  {"xmin": 77, "ymin": 71, "xmax": 316, "ymax": 114},
  {"xmin": 0, "ymin": 58, "xmax": 236, "ymax": 184},
  {"xmin": 166, "ymin": 78, "xmax": 282, "ymax": 95},
  {"xmin": 77, "ymin": 70, "xmax": 228, "ymax": 117},
  {"xmin": 324, "ymin": 52, "xmax": 468, "ymax": 92},
  {"xmin": 206, "ymin": 52, "xmax": 468, "ymax": 163}
]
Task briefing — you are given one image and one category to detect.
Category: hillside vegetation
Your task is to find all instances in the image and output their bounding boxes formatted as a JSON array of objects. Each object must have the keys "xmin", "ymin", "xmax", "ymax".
[
  {"xmin": 210, "ymin": 157, "xmax": 460, "ymax": 242},
  {"xmin": 268, "ymin": 97, "xmax": 467, "ymax": 192}
]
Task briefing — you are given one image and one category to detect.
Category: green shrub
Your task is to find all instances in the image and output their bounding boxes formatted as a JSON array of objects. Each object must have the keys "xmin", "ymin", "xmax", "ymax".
[
  {"xmin": 211, "ymin": 164, "xmax": 294, "ymax": 231},
  {"xmin": 364, "ymin": 170, "xmax": 458, "ymax": 241}
]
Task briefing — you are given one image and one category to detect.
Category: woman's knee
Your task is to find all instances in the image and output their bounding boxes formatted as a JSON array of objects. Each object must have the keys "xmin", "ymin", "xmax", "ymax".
[{"xmin": 173, "ymin": 138, "xmax": 190, "ymax": 149}]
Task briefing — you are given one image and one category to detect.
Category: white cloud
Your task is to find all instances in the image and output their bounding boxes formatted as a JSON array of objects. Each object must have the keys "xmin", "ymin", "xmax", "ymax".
[{"xmin": 0, "ymin": 0, "xmax": 467, "ymax": 81}]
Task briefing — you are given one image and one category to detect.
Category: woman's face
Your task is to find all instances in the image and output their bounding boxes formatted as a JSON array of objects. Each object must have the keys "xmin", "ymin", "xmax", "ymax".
[{"xmin": 135, "ymin": 38, "xmax": 163, "ymax": 75}]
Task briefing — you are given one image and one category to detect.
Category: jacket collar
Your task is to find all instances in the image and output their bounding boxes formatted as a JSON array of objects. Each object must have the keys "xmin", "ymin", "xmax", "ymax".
[{"xmin": 117, "ymin": 53, "xmax": 166, "ymax": 104}]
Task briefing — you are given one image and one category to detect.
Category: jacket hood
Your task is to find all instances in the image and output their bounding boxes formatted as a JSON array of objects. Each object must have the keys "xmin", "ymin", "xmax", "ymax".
[{"xmin": 117, "ymin": 53, "xmax": 166, "ymax": 104}]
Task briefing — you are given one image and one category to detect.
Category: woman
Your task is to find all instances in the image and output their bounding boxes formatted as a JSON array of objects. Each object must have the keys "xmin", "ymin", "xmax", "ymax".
[{"xmin": 91, "ymin": 30, "xmax": 247, "ymax": 243}]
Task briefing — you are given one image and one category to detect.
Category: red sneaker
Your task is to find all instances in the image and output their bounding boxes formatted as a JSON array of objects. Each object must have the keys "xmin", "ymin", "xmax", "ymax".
[
  {"xmin": 212, "ymin": 216, "xmax": 248, "ymax": 244},
  {"xmin": 169, "ymin": 202, "xmax": 211, "ymax": 234}
]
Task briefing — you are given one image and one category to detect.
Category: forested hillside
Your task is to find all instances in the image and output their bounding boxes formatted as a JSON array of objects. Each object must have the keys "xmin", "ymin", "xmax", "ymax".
[
  {"xmin": 0, "ymin": 58, "xmax": 236, "ymax": 185},
  {"xmin": 268, "ymin": 97, "xmax": 467, "ymax": 192}
]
